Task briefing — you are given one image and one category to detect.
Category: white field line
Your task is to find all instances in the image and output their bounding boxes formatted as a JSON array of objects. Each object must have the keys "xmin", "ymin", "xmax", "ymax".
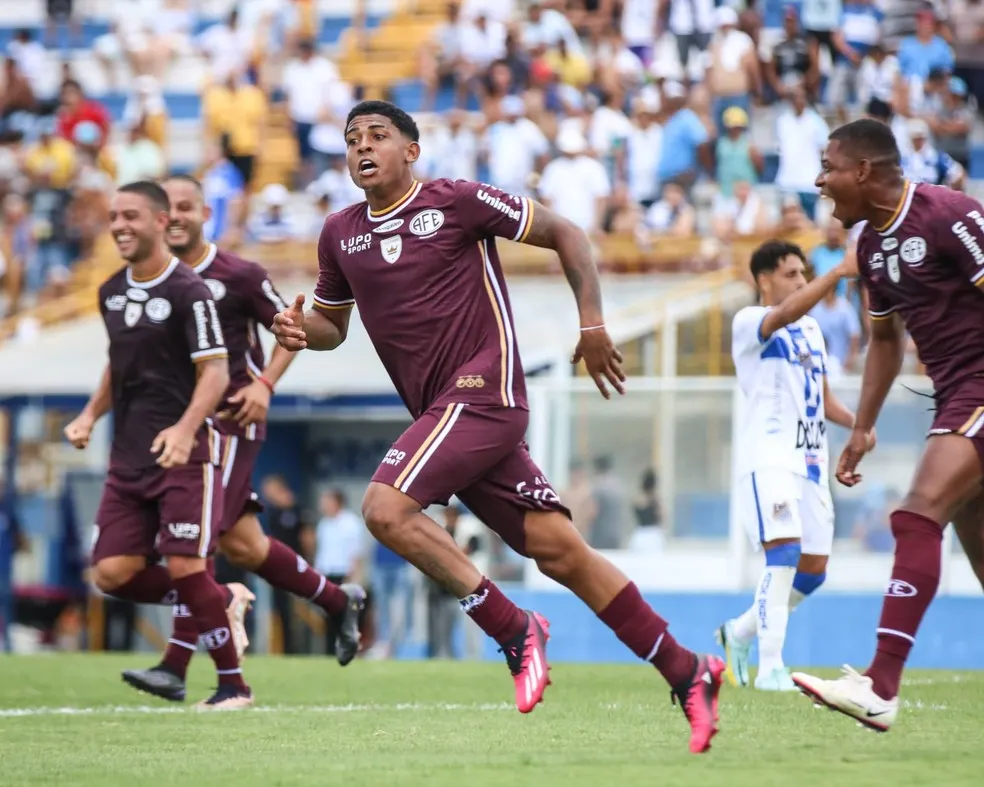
[{"xmin": 0, "ymin": 698, "xmax": 952, "ymax": 719}]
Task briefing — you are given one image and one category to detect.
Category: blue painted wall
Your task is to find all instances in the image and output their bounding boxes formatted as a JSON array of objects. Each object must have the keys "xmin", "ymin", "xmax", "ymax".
[{"xmin": 427, "ymin": 591, "xmax": 984, "ymax": 670}]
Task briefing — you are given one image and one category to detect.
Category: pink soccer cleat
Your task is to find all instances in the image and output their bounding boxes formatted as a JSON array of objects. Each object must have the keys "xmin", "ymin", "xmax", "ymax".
[
  {"xmin": 500, "ymin": 611, "xmax": 551, "ymax": 713},
  {"xmin": 671, "ymin": 654, "xmax": 725, "ymax": 754}
]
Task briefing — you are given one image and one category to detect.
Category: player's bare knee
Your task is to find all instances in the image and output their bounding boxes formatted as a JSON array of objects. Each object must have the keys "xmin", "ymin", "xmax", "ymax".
[
  {"xmin": 362, "ymin": 484, "xmax": 418, "ymax": 547},
  {"xmin": 528, "ymin": 521, "xmax": 590, "ymax": 584},
  {"xmin": 92, "ymin": 556, "xmax": 142, "ymax": 593},
  {"xmin": 167, "ymin": 554, "xmax": 207, "ymax": 579},
  {"xmin": 220, "ymin": 527, "xmax": 266, "ymax": 570},
  {"xmin": 898, "ymin": 490, "xmax": 948, "ymax": 525},
  {"xmin": 797, "ymin": 553, "xmax": 828, "ymax": 575}
]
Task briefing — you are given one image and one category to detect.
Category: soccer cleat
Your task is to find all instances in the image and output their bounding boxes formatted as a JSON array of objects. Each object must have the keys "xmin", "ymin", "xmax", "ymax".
[
  {"xmin": 715, "ymin": 620, "xmax": 750, "ymax": 688},
  {"xmin": 500, "ymin": 611, "xmax": 551, "ymax": 713},
  {"xmin": 121, "ymin": 666, "xmax": 186, "ymax": 702},
  {"xmin": 792, "ymin": 665, "xmax": 899, "ymax": 732},
  {"xmin": 195, "ymin": 685, "xmax": 254, "ymax": 711},
  {"xmin": 225, "ymin": 582, "xmax": 255, "ymax": 661},
  {"xmin": 333, "ymin": 583, "xmax": 367, "ymax": 666},
  {"xmin": 671, "ymin": 654, "xmax": 725, "ymax": 754},
  {"xmin": 754, "ymin": 666, "xmax": 797, "ymax": 692}
]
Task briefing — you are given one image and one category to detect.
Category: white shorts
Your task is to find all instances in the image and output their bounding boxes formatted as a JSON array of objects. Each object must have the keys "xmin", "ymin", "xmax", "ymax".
[{"xmin": 735, "ymin": 469, "xmax": 834, "ymax": 556}]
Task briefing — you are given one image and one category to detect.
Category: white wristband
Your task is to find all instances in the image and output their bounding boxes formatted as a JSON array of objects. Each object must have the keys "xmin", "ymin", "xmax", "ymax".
[{"xmin": 580, "ymin": 324, "xmax": 605, "ymax": 332}]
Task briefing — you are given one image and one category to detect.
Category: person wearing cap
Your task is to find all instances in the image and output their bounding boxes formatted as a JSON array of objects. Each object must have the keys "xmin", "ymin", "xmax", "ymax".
[
  {"xmin": 705, "ymin": 5, "xmax": 760, "ymax": 134},
  {"xmin": 901, "ymin": 117, "xmax": 965, "ymax": 190},
  {"xmin": 714, "ymin": 105, "xmax": 762, "ymax": 198},
  {"xmin": 625, "ymin": 89, "xmax": 662, "ymax": 208},
  {"xmin": 656, "ymin": 81, "xmax": 711, "ymax": 188},
  {"xmin": 247, "ymin": 183, "xmax": 301, "ymax": 244},
  {"xmin": 927, "ymin": 75, "xmax": 973, "ymax": 169},
  {"xmin": 538, "ymin": 126, "xmax": 611, "ymax": 235}
]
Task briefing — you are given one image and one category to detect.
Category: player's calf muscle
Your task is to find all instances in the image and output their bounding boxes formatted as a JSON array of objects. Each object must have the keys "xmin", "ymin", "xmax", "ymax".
[
  {"xmin": 219, "ymin": 516, "xmax": 270, "ymax": 569},
  {"xmin": 167, "ymin": 555, "xmax": 208, "ymax": 579}
]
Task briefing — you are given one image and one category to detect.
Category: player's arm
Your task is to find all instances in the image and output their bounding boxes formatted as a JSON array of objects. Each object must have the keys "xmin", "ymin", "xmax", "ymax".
[
  {"xmin": 154, "ymin": 295, "xmax": 230, "ymax": 468},
  {"xmin": 823, "ymin": 376, "xmax": 855, "ymax": 428},
  {"xmin": 758, "ymin": 261, "xmax": 852, "ymax": 340},
  {"xmin": 521, "ymin": 203, "xmax": 625, "ymax": 398},
  {"xmin": 64, "ymin": 364, "xmax": 111, "ymax": 449}
]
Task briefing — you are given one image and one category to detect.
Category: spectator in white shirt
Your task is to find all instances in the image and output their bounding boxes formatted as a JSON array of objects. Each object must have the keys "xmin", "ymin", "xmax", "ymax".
[
  {"xmin": 483, "ymin": 95, "xmax": 550, "ymax": 196},
  {"xmin": 620, "ymin": 0, "xmax": 659, "ymax": 67},
  {"xmin": 856, "ymin": 43, "xmax": 902, "ymax": 113},
  {"xmin": 420, "ymin": 2, "xmax": 468, "ymax": 111},
  {"xmin": 460, "ymin": 0, "xmax": 515, "ymax": 25},
  {"xmin": 538, "ymin": 126, "xmax": 611, "ymax": 236},
  {"xmin": 522, "ymin": 0, "xmax": 585, "ymax": 58},
  {"xmin": 282, "ymin": 39, "xmax": 342, "ymax": 184},
  {"xmin": 418, "ymin": 109, "xmax": 479, "ymax": 182},
  {"xmin": 666, "ymin": 0, "xmax": 716, "ymax": 77},
  {"xmin": 624, "ymin": 90, "xmax": 663, "ymax": 207},
  {"xmin": 711, "ymin": 180, "xmax": 773, "ymax": 241},
  {"xmin": 588, "ymin": 90, "xmax": 633, "ymax": 179},
  {"xmin": 642, "ymin": 181, "xmax": 696, "ymax": 238},
  {"xmin": 197, "ymin": 8, "xmax": 254, "ymax": 84},
  {"xmin": 774, "ymin": 82, "xmax": 829, "ymax": 220},
  {"xmin": 6, "ymin": 30, "xmax": 46, "ymax": 97}
]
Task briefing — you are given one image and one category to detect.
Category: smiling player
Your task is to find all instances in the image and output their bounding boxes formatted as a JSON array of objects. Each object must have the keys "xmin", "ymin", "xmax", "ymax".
[
  {"xmin": 269, "ymin": 100, "xmax": 725, "ymax": 754},
  {"xmin": 792, "ymin": 119, "xmax": 984, "ymax": 731}
]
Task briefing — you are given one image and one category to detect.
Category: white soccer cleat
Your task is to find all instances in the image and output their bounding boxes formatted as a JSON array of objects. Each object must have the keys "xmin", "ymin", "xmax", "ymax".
[
  {"xmin": 225, "ymin": 582, "xmax": 255, "ymax": 661},
  {"xmin": 755, "ymin": 667, "xmax": 797, "ymax": 692},
  {"xmin": 792, "ymin": 665, "xmax": 899, "ymax": 732}
]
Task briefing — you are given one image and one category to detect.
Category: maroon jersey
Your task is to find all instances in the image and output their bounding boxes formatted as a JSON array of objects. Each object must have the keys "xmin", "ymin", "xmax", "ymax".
[
  {"xmin": 99, "ymin": 258, "xmax": 227, "ymax": 470},
  {"xmin": 192, "ymin": 243, "xmax": 287, "ymax": 441},
  {"xmin": 314, "ymin": 179, "xmax": 535, "ymax": 418},
  {"xmin": 858, "ymin": 182, "xmax": 984, "ymax": 396}
]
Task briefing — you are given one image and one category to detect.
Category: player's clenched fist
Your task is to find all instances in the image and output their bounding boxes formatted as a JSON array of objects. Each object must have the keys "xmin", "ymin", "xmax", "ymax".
[
  {"xmin": 835, "ymin": 426, "xmax": 877, "ymax": 487},
  {"xmin": 272, "ymin": 293, "xmax": 308, "ymax": 351},
  {"xmin": 64, "ymin": 412, "xmax": 95, "ymax": 449},
  {"xmin": 151, "ymin": 424, "xmax": 196, "ymax": 468}
]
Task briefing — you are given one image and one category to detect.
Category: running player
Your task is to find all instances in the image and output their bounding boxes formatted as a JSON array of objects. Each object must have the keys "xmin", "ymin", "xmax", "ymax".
[
  {"xmin": 792, "ymin": 118, "xmax": 984, "ymax": 731},
  {"xmin": 271, "ymin": 100, "xmax": 724, "ymax": 754},
  {"xmin": 716, "ymin": 241, "xmax": 870, "ymax": 690},
  {"xmin": 118, "ymin": 175, "xmax": 367, "ymax": 703},
  {"xmin": 63, "ymin": 181, "xmax": 251, "ymax": 709}
]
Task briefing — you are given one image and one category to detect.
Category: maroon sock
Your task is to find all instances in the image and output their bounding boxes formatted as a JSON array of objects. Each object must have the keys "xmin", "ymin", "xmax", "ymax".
[
  {"xmin": 460, "ymin": 577, "xmax": 527, "ymax": 645},
  {"xmin": 172, "ymin": 571, "xmax": 247, "ymax": 690},
  {"xmin": 598, "ymin": 582, "xmax": 696, "ymax": 687},
  {"xmin": 866, "ymin": 510, "xmax": 942, "ymax": 700},
  {"xmin": 255, "ymin": 539, "xmax": 347, "ymax": 616},
  {"xmin": 111, "ymin": 564, "xmax": 176, "ymax": 604},
  {"xmin": 160, "ymin": 604, "xmax": 198, "ymax": 679}
]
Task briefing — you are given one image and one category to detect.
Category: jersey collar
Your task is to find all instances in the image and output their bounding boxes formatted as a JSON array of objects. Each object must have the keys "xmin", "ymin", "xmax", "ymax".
[
  {"xmin": 193, "ymin": 242, "xmax": 218, "ymax": 274},
  {"xmin": 875, "ymin": 180, "xmax": 915, "ymax": 236},
  {"xmin": 366, "ymin": 180, "xmax": 422, "ymax": 223},
  {"xmin": 127, "ymin": 257, "xmax": 179, "ymax": 289}
]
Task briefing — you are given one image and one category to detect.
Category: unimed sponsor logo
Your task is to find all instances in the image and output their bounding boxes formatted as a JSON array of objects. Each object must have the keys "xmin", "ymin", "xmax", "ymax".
[
  {"xmin": 476, "ymin": 189, "xmax": 520, "ymax": 222},
  {"xmin": 951, "ymin": 217, "xmax": 984, "ymax": 265}
]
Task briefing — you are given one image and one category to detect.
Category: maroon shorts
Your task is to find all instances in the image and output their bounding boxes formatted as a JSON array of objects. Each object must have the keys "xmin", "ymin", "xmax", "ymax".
[
  {"xmin": 91, "ymin": 463, "xmax": 224, "ymax": 563},
  {"xmin": 218, "ymin": 435, "xmax": 264, "ymax": 535},
  {"xmin": 371, "ymin": 403, "xmax": 571, "ymax": 556},
  {"xmin": 929, "ymin": 376, "xmax": 984, "ymax": 471}
]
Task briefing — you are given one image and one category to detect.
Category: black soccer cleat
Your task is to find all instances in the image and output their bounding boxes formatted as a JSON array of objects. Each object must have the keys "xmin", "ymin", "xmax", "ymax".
[
  {"xmin": 121, "ymin": 666, "xmax": 187, "ymax": 703},
  {"xmin": 195, "ymin": 684, "xmax": 254, "ymax": 710},
  {"xmin": 332, "ymin": 583, "xmax": 367, "ymax": 666}
]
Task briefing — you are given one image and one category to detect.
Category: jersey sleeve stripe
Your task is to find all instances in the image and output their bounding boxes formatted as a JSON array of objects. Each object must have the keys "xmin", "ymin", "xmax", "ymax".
[
  {"xmin": 513, "ymin": 198, "xmax": 535, "ymax": 243},
  {"xmin": 394, "ymin": 402, "xmax": 457, "ymax": 490},
  {"xmin": 972, "ymin": 268, "xmax": 984, "ymax": 287},
  {"xmin": 868, "ymin": 308, "xmax": 896, "ymax": 320},
  {"xmin": 191, "ymin": 348, "xmax": 229, "ymax": 361},
  {"xmin": 313, "ymin": 294, "xmax": 355, "ymax": 311}
]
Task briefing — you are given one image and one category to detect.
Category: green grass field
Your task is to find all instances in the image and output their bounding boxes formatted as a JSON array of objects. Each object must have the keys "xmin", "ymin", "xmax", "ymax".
[{"xmin": 0, "ymin": 655, "xmax": 979, "ymax": 786}]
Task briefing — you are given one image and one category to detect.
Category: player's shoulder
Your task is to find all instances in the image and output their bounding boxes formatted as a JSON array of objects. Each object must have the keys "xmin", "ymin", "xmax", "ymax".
[
  {"xmin": 914, "ymin": 181, "xmax": 979, "ymax": 220},
  {"xmin": 212, "ymin": 247, "xmax": 269, "ymax": 283},
  {"xmin": 320, "ymin": 199, "xmax": 370, "ymax": 239},
  {"xmin": 733, "ymin": 304, "xmax": 768, "ymax": 329},
  {"xmin": 99, "ymin": 265, "xmax": 129, "ymax": 297}
]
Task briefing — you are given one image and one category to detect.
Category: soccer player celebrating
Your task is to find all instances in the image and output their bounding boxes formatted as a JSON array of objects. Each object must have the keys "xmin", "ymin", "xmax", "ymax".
[
  {"xmin": 63, "ymin": 182, "xmax": 251, "ymax": 709},
  {"xmin": 271, "ymin": 100, "xmax": 725, "ymax": 754},
  {"xmin": 118, "ymin": 175, "xmax": 367, "ymax": 703},
  {"xmin": 717, "ymin": 241, "xmax": 869, "ymax": 691},
  {"xmin": 792, "ymin": 119, "xmax": 984, "ymax": 731}
]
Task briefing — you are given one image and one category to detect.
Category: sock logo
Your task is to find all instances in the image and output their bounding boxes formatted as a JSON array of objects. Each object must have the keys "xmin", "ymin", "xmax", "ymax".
[
  {"xmin": 756, "ymin": 572, "xmax": 772, "ymax": 630},
  {"xmin": 200, "ymin": 626, "xmax": 232, "ymax": 650},
  {"xmin": 459, "ymin": 589, "xmax": 489, "ymax": 613},
  {"xmin": 296, "ymin": 555, "xmax": 309, "ymax": 573},
  {"xmin": 162, "ymin": 590, "xmax": 178, "ymax": 605},
  {"xmin": 886, "ymin": 579, "xmax": 918, "ymax": 597}
]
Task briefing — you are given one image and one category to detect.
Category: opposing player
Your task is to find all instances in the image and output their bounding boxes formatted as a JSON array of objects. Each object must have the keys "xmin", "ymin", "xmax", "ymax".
[
  {"xmin": 271, "ymin": 100, "xmax": 725, "ymax": 754},
  {"xmin": 118, "ymin": 176, "xmax": 367, "ymax": 703},
  {"xmin": 63, "ymin": 181, "xmax": 251, "ymax": 708},
  {"xmin": 717, "ymin": 241, "xmax": 869, "ymax": 690},
  {"xmin": 792, "ymin": 119, "xmax": 984, "ymax": 731}
]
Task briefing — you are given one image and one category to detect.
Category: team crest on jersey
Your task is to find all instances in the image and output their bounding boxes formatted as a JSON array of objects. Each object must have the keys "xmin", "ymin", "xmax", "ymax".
[
  {"xmin": 380, "ymin": 235, "xmax": 403, "ymax": 264},
  {"xmin": 773, "ymin": 502, "xmax": 791, "ymax": 522},
  {"xmin": 104, "ymin": 294, "xmax": 126, "ymax": 311},
  {"xmin": 887, "ymin": 254, "xmax": 901, "ymax": 283},
  {"xmin": 900, "ymin": 237, "xmax": 926, "ymax": 266},
  {"xmin": 126, "ymin": 287, "xmax": 149, "ymax": 302},
  {"xmin": 409, "ymin": 209, "xmax": 445, "ymax": 238},
  {"xmin": 146, "ymin": 297, "xmax": 172, "ymax": 322},
  {"xmin": 204, "ymin": 278, "xmax": 227, "ymax": 300},
  {"xmin": 124, "ymin": 302, "xmax": 143, "ymax": 326}
]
